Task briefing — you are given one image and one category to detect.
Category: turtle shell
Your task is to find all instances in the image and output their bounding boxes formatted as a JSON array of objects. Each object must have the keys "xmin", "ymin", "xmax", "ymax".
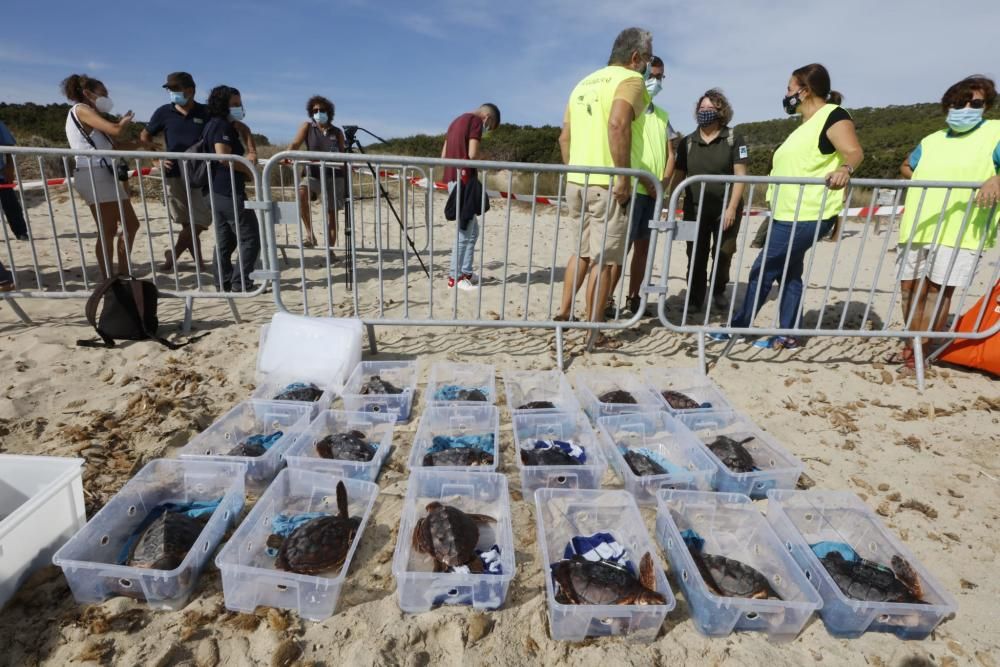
[
  {"xmin": 692, "ymin": 552, "xmax": 779, "ymax": 599},
  {"xmin": 520, "ymin": 446, "xmax": 581, "ymax": 466},
  {"xmin": 423, "ymin": 447, "xmax": 494, "ymax": 467},
  {"xmin": 413, "ymin": 502, "xmax": 487, "ymax": 568},
  {"xmin": 707, "ymin": 435, "xmax": 756, "ymax": 473},
  {"xmin": 517, "ymin": 400, "xmax": 557, "ymax": 410},
  {"xmin": 623, "ymin": 449, "xmax": 668, "ymax": 477},
  {"xmin": 553, "ymin": 552, "xmax": 665, "ymax": 605},
  {"xmin": 273, "ymin": 383, "xmax": 324, "ymax": 402},
  {"xmin": 598, "ymin": 389, "xmax": 637, "ymax": 405},
  {"xmin": 661, "ymin": 390, "xmax": 701, "ymax": 411},
  {"xmin": 360, "ymin": 375, "xmax": 404, "ymax": 395},
  {"xmin": 274, "ymin": 515, "xmax": 360, "ymax": 575},
  {"xmin": 315, "ymin": 431, "xmax": 376, "ymax": 461},
  {"xmin": 226, "ymin": 439, "xmax": 267, "ymax": 457},
  {"xmin": 456, "ymin": 388, "xmax": 487, "ymax": 402},
  {"xmin": 127, "ymin": 512, "xmax": 206, "ymax": 570},
  {"xmin": 821, "ymin": 552, "xmax": 924, "ymax": 603}
]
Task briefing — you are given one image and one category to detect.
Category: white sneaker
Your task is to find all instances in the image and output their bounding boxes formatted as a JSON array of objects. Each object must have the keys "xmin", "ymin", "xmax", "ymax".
[{"xmin": 457, "ymin": 277, "xmax": 479, "ymax": 291}]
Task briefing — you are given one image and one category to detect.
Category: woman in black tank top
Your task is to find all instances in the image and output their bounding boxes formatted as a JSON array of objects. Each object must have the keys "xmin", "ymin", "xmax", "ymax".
[{"xmin": 288, "ymin": 95, "xmax": 347, "ymax": 249}]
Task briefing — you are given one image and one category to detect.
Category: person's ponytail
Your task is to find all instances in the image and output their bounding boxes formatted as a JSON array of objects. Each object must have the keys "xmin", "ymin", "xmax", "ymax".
[
  {"xmin": 827, "ymin": 90, "xmax": 844, "ymax": 105},
  {"xmin": 60, "ymin": 74, "xmax": 103, "ymax": 104}
]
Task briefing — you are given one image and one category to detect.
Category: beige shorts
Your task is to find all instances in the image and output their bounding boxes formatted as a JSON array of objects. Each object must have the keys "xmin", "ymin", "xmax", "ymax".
[
  {"xmin": 165, "ymin": 176, "xmax": 212, "ymax": 229},
  {"xmin": 565, "ymin": 182, "xmax": 628, "ymax": 264},
  {"xmin": 301, "ymin": 175, "xmax": 346, "ymax": 211},
  {"xmin": 72, "ymin": 166, "xmax": 127, "ymax": 205},
  {"xmin": 897, "ymin": 244, "xmax": 981, "ymax": 287}
]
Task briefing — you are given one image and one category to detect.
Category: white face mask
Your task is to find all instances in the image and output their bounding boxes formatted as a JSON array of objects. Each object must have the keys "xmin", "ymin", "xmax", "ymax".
[
  {"xmin": 645, "ymin": 78, "xmax": 662, "ymax": 99},
  {"xmin": 94, "ymin": 95, "xmax": 114, "ymax": 114}
]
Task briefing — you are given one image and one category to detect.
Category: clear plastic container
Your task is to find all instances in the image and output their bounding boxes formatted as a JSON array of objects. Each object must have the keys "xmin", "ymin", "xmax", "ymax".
[
  {"xmin": 0, "ymin": 455, "xmax": 85, "ymax": 609},
  {"xmin": 502, "ymin": 369, "xmax": 580, "ymax": 413},
  {"xmin": 178, "ymin": 400, "xmax": 314, "ymax": 492},
  {"xmin": 534, "ymin": 487, "xmax": 676, "ymax": 642},
  {"xmin": 655, "ymin": 490, "xmax": 822, "ymax": 641},
  {"xmin": 511, "ymin": 410, "xmax": 607, "ymax": 492},
  {"xmin": 425, "ymin": 362, "xmax": 496, "ymax": 406},
  {"xmin": 408, "ymin": 405, "xmax": 500, "ymax": 473},
  {"xmin": 641, "ymin": 367, "xmax": 735, "ymax": 417},
  {"xmin": 595, "ymin": 411, "xmax": 717, "ymax": 505},
  {"xmin": 572, "ymin": 370, "xmax": 661, "ymax": 423},
  {"xmin": 679, "ymin": 410, "xmax": 803, "ymax": 499},
  {"xmin": 283, "ymin": 410, "xmax": 396, "ymax": 483},
  {"xmin": 215, "ymin": 469, "xmax": 379, "ymax": 621},
  {"xmin": 52, "ymin": 459, "xmax": 245, "ymax": 610},
  {"xmin": 392, "ymin": 470, "xmax": 514, "ymax": 612},
  {"xmin": 766, "ymin": 489, "xmax": 957, "ymax": 639},
  {"xmin": 341, "ymin": 360, "xmax": 418, "ymax": 422}
]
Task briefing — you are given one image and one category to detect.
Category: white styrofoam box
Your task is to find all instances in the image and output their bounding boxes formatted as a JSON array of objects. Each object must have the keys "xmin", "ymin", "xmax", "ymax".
[
  {"xmin": 341, "ymin": 360, "xmax": 418, "ymax": 422},
  {"xmin": 679, "ymin": 410, "xmax": 803, "ymax": 499},
  {"xmin": 0, "ymin": 455, "xmax": 85, "ymax": 609},
  {"xmin": 511, "ymin": 410, "xmax": 607, "ymax": 492},
  {"xmin": 178, "ymin": 400, "xmax": 313, "ymax": 492},
  {"xmin": 425, "ymin": 362, "xmax": 496, "ymax": 406},
  {"xmin": 655, "ymin": 490, "xmax": 822, "ymax": 641},
  {"xmin": 767, "ymin": 489, "xmax": 957, "ymax": 639},
  {"xmin": 640, "ymin": 367, "xmax": 734, "ymax": 417},
  {"xmin": 53, "ymin": 459, "xmax": 245, "ymax": 610},
  {"xmin": 534, "ymin": 487, "xmax": 675, "ymax": 642},
  {"xmin": 283, "ymin": 410, "xmax": 396, "ymax": 482},
  {"xmin": 392, "ymin": 470, "xmax": 514, "ymax": 612},
  {"xmin": 502, "ymin": 369, "xmax": 580, "ymax": 413},
  {"xmin": 408, "ymin": 405, "xmax": 500, "ymax": 473},
  {"xmin": 215, "ymin": 469, "xmax": 379, "ymax": 621},
  {"xmin": 572, "ymin": 370, "xmax": 661, "ymax": 423},
  {"xmin": 595, "ymin": 411, "xmax": 717, "ymax": 504}
]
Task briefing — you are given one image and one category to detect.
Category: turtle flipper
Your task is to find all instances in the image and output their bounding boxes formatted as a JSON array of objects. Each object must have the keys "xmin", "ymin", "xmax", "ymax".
[
  {"xmin": 891, "ymin": 555, "xmax": 924, "ymax": 601},
  {"xmin": 336, "ymin": 481, "xmax": 349, "ymax": 520},
  {"xmin": 737, "ymin": 436, "xmax": 755, "ymax": 446},
  {"xmin": 266, "ymin": 534, "xmax": 285, "ymax": 550},
  {"xmin": 638, "ymin": 552, "xmax": 657, "ymax": 590},
  {"xmin": 466, "ymin": 556, "xmax": 485, "ymax": 574},
  {"xmin": 465, "ymin": 513, "xmax": 496, "ymax": 525}
]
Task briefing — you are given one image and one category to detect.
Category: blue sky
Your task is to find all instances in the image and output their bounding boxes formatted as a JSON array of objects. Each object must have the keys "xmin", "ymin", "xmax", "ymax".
[{"xmin": 2, "ymin": 0, "xmax": 998, "ymax": 144}]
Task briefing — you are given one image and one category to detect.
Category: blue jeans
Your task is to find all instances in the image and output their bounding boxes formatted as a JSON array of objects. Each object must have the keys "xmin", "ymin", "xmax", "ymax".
[
  {"xmin": 448, "ymin": 182, "xmax": 479, "ymax": 279},
  {"xmin": 731, "ymin": 217, "xmax": 835, "ymax": 329}
]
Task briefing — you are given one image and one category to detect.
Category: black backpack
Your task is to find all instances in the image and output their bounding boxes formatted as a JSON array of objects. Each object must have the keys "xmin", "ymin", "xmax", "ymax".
[
  {"xmin": 77, "ymin": 276, "xmax": 186, "ymax": 349},
  {"xmin": 182, "ymin": 137, "xmax": 211, "ymax": 190}
]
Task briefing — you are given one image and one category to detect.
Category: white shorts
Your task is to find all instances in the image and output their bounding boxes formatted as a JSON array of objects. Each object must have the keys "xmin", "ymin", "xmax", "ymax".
[
  {"xmin": 896, "ymin": 244, "xmax": 981, "ymax": 287},
  {"xmin": 72, "ymin": 166, "xmax": 128, "ymax": 205}
]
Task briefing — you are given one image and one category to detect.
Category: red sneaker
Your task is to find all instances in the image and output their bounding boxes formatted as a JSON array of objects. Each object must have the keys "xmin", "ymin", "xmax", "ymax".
[{"xmin": 447, "ymin": 276, "xmax": 456, "ymax": 288}]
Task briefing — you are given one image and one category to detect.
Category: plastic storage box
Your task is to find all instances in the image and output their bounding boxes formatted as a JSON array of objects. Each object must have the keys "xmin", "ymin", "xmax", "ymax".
[
  {"xmin": 179, "ymin": 400, "xmax": 313, "ymax": 492},
  {"xmin": 534, "ymin": 487, "xmax": 675, "ymax": 642},
  {"xmin": 641, "ymin": 367, "xmax": 735, "ymax": 417},
  {"xmin": 511, "ymin": 410, "xmax": 607, "ymax": 492},
  {"xmin": 53, "ymin": 459, "xmax": 245, "ymax": 610},
  {"xmin": 215, "ymin": 469, "xmax": 378, "ymax": 621},
  {"xmin": 0, "ymin": 455, "xmax": 85, "ymax": 609},
  {"xmin": 766, "ymin": 489, "xmax": 957, "ymax": 639},
  {"xmin": 680, "ymin": 410, "xmax": 803, "ymax": 499},
  {"xmin": 425, "ymin": 362, "xmax": 496, "ymax": 406},
  {"xmin": 573, "ymin": 370, "xmax": 661, "ymax": 423},
  {"xmin": 283, "ymin": 410, "xmax": 396, "ymax": 482},
  {"xmin": 595, "ymin": 411, "xmax": 717, "ymax": 505},
  {"xmin": 341, "ymin": 360, "xmax": 418, "ymax": 422},
  {"xmin": 408, "ymin": 405, "xmax": 500, "ymax": 473},
  {"xmin": 655, "ymin": 490, "xmax": 822, "ymax": 641},
  {"xmin": 502, "ymin": 369, "xmax": 580, "ymax": 413},
  {"xmin": 392, "ymin": 470, "xmax": 514, "ymax": 612}
]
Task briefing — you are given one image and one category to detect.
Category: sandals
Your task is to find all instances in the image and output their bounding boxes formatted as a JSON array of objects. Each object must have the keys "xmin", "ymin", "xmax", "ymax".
[{"xmin": 0, "ymin": 281, "xmax": 13, "ymax": 292}]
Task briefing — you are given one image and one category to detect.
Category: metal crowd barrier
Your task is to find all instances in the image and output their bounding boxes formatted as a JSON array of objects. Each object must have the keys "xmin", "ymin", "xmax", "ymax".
[
  {"xmin": 656, "ymin": 174, "xmax": 1000, "ymax": 390},
  {"xmin": 0, "ymin": 146, "xmax": 266, "ymax": 331},
  {"xmin": 258, "ymin": 151, "xmax": 664, "ymax": 368}
]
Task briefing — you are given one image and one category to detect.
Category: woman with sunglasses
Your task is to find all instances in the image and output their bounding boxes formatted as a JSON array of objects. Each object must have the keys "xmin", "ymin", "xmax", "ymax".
[
  {"xmin": 894, "ymin": 75, "xmax": 1000, "ymax": 369},
  {"xmin": 288, "ymin": 96, "xmax": 347, "ymax": 251}
]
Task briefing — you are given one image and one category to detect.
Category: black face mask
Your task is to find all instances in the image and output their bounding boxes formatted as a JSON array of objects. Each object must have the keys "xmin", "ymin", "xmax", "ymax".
[{"xmin": 782, "ymin": 91, "xmax": 802, "ymax": 115}]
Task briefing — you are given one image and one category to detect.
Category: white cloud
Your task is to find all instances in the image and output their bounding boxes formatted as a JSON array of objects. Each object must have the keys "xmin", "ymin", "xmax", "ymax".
[{"xmin": 0, "ymin": 45, "xmax": 108, "ymax": 71}]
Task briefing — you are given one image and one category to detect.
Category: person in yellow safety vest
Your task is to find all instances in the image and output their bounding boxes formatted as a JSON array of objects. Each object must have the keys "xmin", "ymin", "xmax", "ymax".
[
  {"xmin": 712, "ymin": 63, "xmax": 863, "ymax": 350},
  {"xmin": 555, "ymin": 27, "xmax": 653, "ymax": 333},
  {"xmin": 894, "ymin": 75, "xmax": 1000, "ymax": 370}
]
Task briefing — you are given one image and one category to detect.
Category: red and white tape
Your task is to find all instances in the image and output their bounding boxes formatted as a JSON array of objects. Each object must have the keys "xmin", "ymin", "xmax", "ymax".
[{"xmin": 0, "ymin": 166, "xmax": 159, "ymax": 191}]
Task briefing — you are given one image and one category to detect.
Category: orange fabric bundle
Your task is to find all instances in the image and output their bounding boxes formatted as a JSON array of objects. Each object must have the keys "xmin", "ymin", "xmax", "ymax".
[{"xmin": 937, "ymin": 280, "xmax": 1000, "ymax": 376}]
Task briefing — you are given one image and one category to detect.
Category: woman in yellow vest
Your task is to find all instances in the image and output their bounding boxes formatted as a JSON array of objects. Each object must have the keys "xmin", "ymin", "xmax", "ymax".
[
  {"xmin": 718, "ymin": 63, "xmax": 863, "ymax": 349},
  {"xmin": 895, "ymin": 75, "xmax": 1000, "ymax": 368}
]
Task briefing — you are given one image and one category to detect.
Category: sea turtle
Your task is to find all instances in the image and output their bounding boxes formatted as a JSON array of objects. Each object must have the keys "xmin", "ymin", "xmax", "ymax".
[
  {"xmin": 518, "ymin": 400, "xmax": 557, "ymax": 410},
  {"xmin": 268, "ymin": 481, "xmax": 360, "ymax": 575},
  {"xmin": 661, "ymin": 390, "xmax": 701, "ymax": 411},
  {"xmin": 689, "ymin": 550, "xmax": 779, "ymax": 599},
  {"xmin": 127, "ymin": 512, "xmax": 206, "ymax": 570},
  {"xmin": 273, "ymin": 382, "xmax": 324, "ymax": 402},
  {"xmin": 553, "ymin": 552, "xmax": 666, "ymax": 605},
  {"xmin": 412, "ymin": 502, "xmax": 496, "ymax": 572},
  {"xmin": 520, "ymin": 445, "xmax": 581, "ymax": 466},
  {"xmin": 423, "ymin": 447, "xmax": 494, "ymax": 467},
  {"xmin": 455, "ymin": 388, "xmax": 487, "ymax": 402},
  {"xmin": 360, "ymin": 375, "xmax": 404, "ymax": 395},
  {"xmin": 820, "ymin": 552, "xmax": 925, "ymax": 603},
  {"xmin": 315, "ymin": 430, "xmax": 376, "ymax": 461},
  {"xmin": 707, "ymin": 435, "xmax": 756, "ymax": 472},
  {"xmin": 623, "ymin": 449, "xmax": 668, "ymax": 477},
  {"xmin": 598, "ymin": 389, "xmax": 638, "ymax": 405},
  {"xmin": 225, "ymin": 431, "xmax": 283, "ymax": 458}
]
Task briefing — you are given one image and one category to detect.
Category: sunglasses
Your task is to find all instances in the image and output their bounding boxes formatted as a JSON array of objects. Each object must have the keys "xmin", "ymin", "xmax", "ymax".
[
  {"xmin": 951, "ymin": 99, "xmax": 987, "ymax": 109},
  {"xmin": 311, "ymin": 108, "xmax": 331, "ymax": 114}
]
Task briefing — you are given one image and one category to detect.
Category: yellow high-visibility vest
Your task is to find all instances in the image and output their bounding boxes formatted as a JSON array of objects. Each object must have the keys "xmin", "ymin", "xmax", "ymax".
[
  {"xmin": 768, "ymin": 103, "xmax": 845, "ymax": 221},
  {"xmin": 635, "ymin": 104, "xmax": 669, "ymax": 196}
]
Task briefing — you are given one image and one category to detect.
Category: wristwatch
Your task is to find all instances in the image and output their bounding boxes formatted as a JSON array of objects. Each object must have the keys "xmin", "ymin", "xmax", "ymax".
[{"xmin": 841, "ymin": 164, "xmax": 855, "ymax": 175}]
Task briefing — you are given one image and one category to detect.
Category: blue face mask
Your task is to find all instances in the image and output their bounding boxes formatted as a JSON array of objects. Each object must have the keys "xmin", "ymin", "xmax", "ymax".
[
  {"xmin": 313, "ymin": 111, "xmax": 329, "ymax": 124},
  {"xmin": 645, "ymin": 78, "xmax": 662, "ymax": 99},
  {"xmin": 229, "ymin": 106, "xmax": 245, "ymax": 122},
  {"xmin": 946, "ymin": 107, "xmax": 984, "ymax": 134},
  {"xmin": 169, "ymin": 91, "xmax": 189, "ymax": 106}
]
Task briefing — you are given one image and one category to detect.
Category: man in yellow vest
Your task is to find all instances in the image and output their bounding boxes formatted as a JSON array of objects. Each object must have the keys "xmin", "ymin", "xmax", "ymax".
[{"xmin": 555, "ymin": 27, "xmax": 653, "ymax": 326}]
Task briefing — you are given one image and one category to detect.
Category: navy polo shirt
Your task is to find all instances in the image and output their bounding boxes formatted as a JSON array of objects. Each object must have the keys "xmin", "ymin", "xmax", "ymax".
[
  {"xmin": 146, "ymin": 102, "xmax": 209, "ymax": 177},
  {"xmin": 202, "ymin": 116, "xmax": 246, "ymax": 198}
]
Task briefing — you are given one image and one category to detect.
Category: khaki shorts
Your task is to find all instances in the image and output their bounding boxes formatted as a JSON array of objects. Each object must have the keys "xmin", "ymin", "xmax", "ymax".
[
  {"xmin": 897, "ymin": 243, "xmax": 981, "ymax": 287},
  {"xmin": 301, "ymin": 175, "xmax": 346, "ymax": 211},
  {"xmin": 165, "ymin": 176, "xmax": 212, "ymax": 229},
  {"xmin": 565, "ymin": 182, "xmax": 628, "ymax": 264}
]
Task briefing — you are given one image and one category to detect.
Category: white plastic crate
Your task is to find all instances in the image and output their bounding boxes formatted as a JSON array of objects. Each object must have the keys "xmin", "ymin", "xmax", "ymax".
[
  {"xmin": 425, "ymin": 361, "xmax": 496, "ymax": 406},
  {"xmin": 766, "ymin": 489, "xmax": 957, "ymax": 639},
  {"xmin": 680, "ymin": 410, "xmax": 803, "ymax": 499},
  {"xmin": 655, "ymin": 490, "xmax": 822, "ymax": 641},
  {"xmin": 408, "ymin": 405, "xmax": 500, "ymax": 473},
  {"xmin": 641, "ymin": 367, "xmax": 735, "ymax": 417},
  {"xmin": 341, "ymin": 360, "xmax": 418, "ymax": 422},
  {"xmin": 53, "ymin": 459, "xmax": 245, "ymax": 610},
  {"xmin": 392, "ymin": 470, "xmax": 514, "ymax": 612},
  {"xmin": 534, "ymin": 487, "xmax": 675, "ymax": 642},
  {"xmin": 572, "ymin": 370, "xmax": 661, "ymax": 423},
  {"xmin": 283, "ymin": 410, "xmax": 396, "ymax": 482},
  {"xmin": 502, "ymin": 369, "xmax": 580, "ymax": 413},
  {"xmin": 178, "ymin": 400, "xmax": 313, "ymax": 492},
  {"xmin": 0, "ymin": 455, "xmax": 85, "ymax": 609},
  {"xmin": 595, "ymin": 411, "xmax": 717, "ymax": 505},
  {"xmin": 511, "ymin": 410, "xmax": 607, "ymax": 492},
  {"xmin": 215, "ymin": 469, "xmax": 378, "ymax": 621}
]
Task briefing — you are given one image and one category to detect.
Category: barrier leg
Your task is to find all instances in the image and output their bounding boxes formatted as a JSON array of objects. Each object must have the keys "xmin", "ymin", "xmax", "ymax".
[
  {"xmin": 2, "ymin": 298, "xmax": 32, "ymax": 324},
  {"xmin": 366, "ymin": 323, "xmax": 378, "ymax": 355},
  {"xmin": 697, "ymin": 332, "xmax": 708, "ymax": 374},
  {"xmin": 913, "ymin": 338, "xmax": 926, "ymax": 393},
  {"xmin": 182, "ymin": 296, "xmax": 194, "ymax": 333},
  {"xmin": 228, "ymin": 298, "xmax": 242, "ymax": 325},
  {"xmin": 555, "ymin": 326, "xmax": 565, "ymax": 371}
]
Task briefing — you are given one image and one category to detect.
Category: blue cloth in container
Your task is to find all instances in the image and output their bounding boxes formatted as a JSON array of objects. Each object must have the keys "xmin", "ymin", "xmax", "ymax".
[
  {"xmin": 246, "ymin": 431, "xmax": 284, "ymax": 451},
  {"xmin": 428, "ymin": 433, "xmax": 495, "ymax": 455},
  {"xmin": 433, "ymin": 384, "xmax": 489, "ymax": 401},
  {"xmin": 524, "ymin": 439, "xmax": 587, "ymax": 464},
  {"xmin": 557, "ymin": 531, "xmax": 635, "ymax": 576},
  {"xmin": 116, "ymin": 498, "xmax": 224, "ymax": 564},
  {"xmin": 265, "ymin": 511, "xmax": 331, "ymax": 556},
  {"xmin": 810, "ymin": 541, "xmax": 860, "ymax": 562},
  {"xmin": 679, "ymin": 528, "xmax": 705, "ymax": 553}
]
